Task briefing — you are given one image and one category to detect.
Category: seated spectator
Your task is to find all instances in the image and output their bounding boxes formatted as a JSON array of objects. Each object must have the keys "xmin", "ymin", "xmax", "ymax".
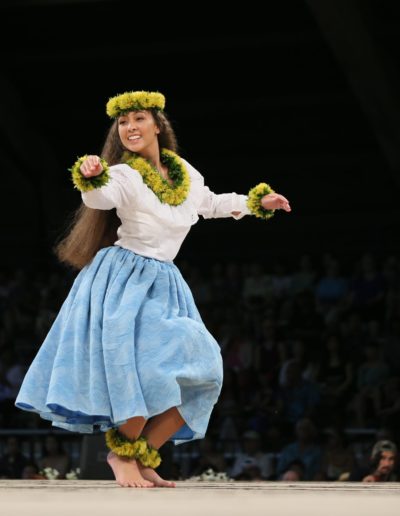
[
  {"xmin": 230, "ymin": 430, "xmax": 274, "ymax": 480},
  {"xmin": 349, "ymin": 440, "xmax": 398, "ymax": 482},
  {"xmin": 383, "ymin": 318, "xmax": 400, "ymax": 376},
  {"xmin": 319, "ymin": 428, "xmax": 355, "ymax": 481},
  {"xmin": 290, "ymin": 339, "xmax": 319, "ymax": 382},
  {"xmin": 276, "ymin": 418, "xmax": 322, "ymax": 481},
  {"xmin": 0, "ymin": 436, "xmax": 29, "ymax": 479},
  {"xmin": 189, "ymin": 436, "xmax": 227, "ymax": 476},
  {"xmin": 221, "ymin": 325, "xmax": 253, "ymax": 373},
  {"xmin": 276, "ymin": 359, "xmax": 321, "ymax": 427},
  {"xmin": 340, "ymin": 311, "xmax": 367, "ymax": 366},
  {"xmin": 224, "ymin": 261, "xmax": 244, "ymax": 300},
  {"xmin": 37, "ymin": 434, "xmax": 71, "ymax": 479},
  {"xmin": 242, "ymin": 263, "xmax": 273, "ymax": 304},
  {"xmin": 317, "ymin": 334, "xmax": 353, "ymax": 426},
  {"xmin": 270, "ymin": 262, "xmax": 292, "ymax": 300},
  {"xmin": 234, "ymin": 464, "xmax": 263, "ymax": 481},
  {"xmin": 245, "ymin": 373, "xmax": 281, "ymax": 434},
  {"xmin": 279, "ymin": 459, "xmax": 305, "ymax": 481},
  {"xmin": 352, "ymin": 342, "xmax": 390, "ymax": 426},
  {"xmin": 0, "ymin": 351, "xmax": 15, "ymax": 419},
  {"xmin": 290, "ymin": 254, "xmax": 316, "ymax": 296},
  {"xmin": 254, "ymin": 317, "xmax": 280, "ymax": 383},
  {"xmin": 315, "ymin": 259, "xmax": 348, "ymax": 318},
  {"xmin": 21, "ymin": 462, "xmax": 42, "ymax": 479},
  {"xmin": 375, "ymin": 377, "xmax": 400, "ymax": 443},
  {"xmin": 214, "ymin": 369, "xmax": 241, "ymax": 453},
  {"xmin": 347, "ymin": 253, "xmax": 386, "ymax": 320},
  {"xmin": 288, "ymin": 291, "xmax": 325, "ymax": 347}
]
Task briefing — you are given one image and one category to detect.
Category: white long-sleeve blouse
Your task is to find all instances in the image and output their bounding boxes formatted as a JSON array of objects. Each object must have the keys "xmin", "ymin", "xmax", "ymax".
[{"xmin": 81, "ymin": 158, "xmax": 251, "ymax": 261}]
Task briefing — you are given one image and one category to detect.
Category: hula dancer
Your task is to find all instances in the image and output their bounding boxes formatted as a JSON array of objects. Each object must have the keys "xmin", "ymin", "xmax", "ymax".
[{"xmin": 15, "ymin": 91, "xmax": 291, "ymax": 487}]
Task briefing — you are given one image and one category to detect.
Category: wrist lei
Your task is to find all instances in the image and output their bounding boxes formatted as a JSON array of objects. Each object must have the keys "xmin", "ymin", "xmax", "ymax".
[
  {"xmin": 247, "ymin": 182, "xmax": 276, "ymax": 220},
  {"xmin": 70, "ymin": 155, "xmax": 110, "ymax": 192},
  {"xmin": 105, "ymin": 428, "xmax": 162, "ymax": 468}
]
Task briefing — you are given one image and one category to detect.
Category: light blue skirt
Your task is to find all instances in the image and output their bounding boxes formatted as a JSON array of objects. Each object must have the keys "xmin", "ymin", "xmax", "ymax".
[{"xmin": 15, "ymin": 245, "xmax": 223, "ymax": 444}]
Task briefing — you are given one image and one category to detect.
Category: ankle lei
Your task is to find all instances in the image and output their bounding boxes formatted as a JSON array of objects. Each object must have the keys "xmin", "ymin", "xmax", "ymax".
[{"xmin": 105, "ymin": 428, "xmax": 161, "ymax": 468}]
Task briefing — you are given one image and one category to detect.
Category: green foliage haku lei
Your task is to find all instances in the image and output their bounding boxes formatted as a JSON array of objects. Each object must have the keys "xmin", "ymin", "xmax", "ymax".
[
  {"xmin": 247, "ymin": 182, "xmax": 276, "ymax": 220},
  {"xmin": 122, "ymin": 148, "xmax": 190, "ymax": 206},
  {"xmin": 105, "ymin": 428, "xmax": 161, "ymax": 468}
]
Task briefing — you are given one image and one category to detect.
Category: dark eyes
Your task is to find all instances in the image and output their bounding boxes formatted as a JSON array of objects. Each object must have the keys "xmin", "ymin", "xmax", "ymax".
[{"xmin": 119, "ymin": 116, "xmax": 144, "ymax": 125}]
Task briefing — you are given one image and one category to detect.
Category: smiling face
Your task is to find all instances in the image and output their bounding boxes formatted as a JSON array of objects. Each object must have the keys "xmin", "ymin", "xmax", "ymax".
[
  {"xmin": 375, "ymin": 451, "xmax": 396, "ymax": 477},
  {"xmin": 117, "ymin": 110, "xmax": 160, "ymax": 159}
]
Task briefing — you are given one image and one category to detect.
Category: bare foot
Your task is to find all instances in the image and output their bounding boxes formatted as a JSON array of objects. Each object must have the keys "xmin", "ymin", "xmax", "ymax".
[
  {"xmin": 138, "ymin": 464, "xmax": 176, "ymax": 488},
  {"xmin": 107, "ymin": 452, "xmax": 154, "ymax": 488}
]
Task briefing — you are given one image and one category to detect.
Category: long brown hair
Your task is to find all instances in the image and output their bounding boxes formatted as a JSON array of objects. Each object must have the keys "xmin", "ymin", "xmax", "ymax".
[{"xmin": 54, "ymin": 110, "xmax": 178, "ymax": 270}]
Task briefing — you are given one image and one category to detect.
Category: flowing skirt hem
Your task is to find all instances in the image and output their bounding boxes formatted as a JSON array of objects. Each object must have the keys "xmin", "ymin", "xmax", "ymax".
[{"xmin": 14, "ymin": 400, "xmax": 204, "ymax": 444}]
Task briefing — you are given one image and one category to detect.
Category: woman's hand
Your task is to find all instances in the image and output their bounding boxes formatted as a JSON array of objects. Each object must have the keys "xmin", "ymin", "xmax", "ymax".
[
  {"xmin": 362, "ymin": 475, "xmax": 377, "ymax": 482},
  {"xmin": 80, "ymin": 155, "xmax": 104, "ymax": 177},
  {"xmin": 261, "ymin": 193, "xmax": 291, "ymax": 212}
]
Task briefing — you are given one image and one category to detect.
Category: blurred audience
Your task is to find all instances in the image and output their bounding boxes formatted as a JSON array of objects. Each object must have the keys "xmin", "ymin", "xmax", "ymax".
[{"xmin": 1, "ymin": 251, "xmax": 399, "ymax": 481}]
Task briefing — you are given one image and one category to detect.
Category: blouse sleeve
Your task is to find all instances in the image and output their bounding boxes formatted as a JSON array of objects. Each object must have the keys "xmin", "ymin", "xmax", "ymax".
[
  {"xmin": 186, "ymin": 160, "xmax": 251, "ymax": 220},
  {"xmin": 81, "ymin": 164, "xmax": 138, "ymax": 210}
]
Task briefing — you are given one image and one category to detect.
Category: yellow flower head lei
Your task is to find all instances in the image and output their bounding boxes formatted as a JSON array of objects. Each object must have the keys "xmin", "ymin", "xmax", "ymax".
[
  {"xmin": 122, "ymin": 148, "xmax": 191, "ymax": 206},
  {"xmin": 105, "ymin": 428, "xmax": 161, "ymax": 468},
  {"xmin": 106, "ymin": 91, "xmax": 165, "ymax": 118}
]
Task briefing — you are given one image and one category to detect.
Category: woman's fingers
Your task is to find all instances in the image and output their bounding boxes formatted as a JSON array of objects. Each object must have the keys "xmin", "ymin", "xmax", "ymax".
[
  {"xmin": 80, "ymin": 155, "xmax": 103, "ymax": 177},
  {"xmin": 279, "ymin": 196, "xmax": 291, "ymax": 211},
  {"xmin": 261, "ymin": 193, "xmax": 291, "ymax": 212}
]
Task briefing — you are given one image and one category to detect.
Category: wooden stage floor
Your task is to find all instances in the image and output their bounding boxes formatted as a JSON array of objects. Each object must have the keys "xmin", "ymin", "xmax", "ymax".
[{"xmin": 1, "ymin": 480, "xmax": 399, "ymax": 516}]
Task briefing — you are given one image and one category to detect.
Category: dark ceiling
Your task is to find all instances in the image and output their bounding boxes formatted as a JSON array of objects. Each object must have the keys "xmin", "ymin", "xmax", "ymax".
[{"xmin": 1, "ymin": 0, "xmax": 400, "ymax": 267}]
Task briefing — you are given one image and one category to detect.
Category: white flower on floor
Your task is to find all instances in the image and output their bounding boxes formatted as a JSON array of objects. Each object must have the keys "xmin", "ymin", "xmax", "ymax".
[
  {"xmin": 39, "ymin": 467, "xmax": 81, "ymax": 480},
  {"xmin": 65, "ymin": 468, "xmax": 81, "ymax": 480},
  {"xmin": 189, "ymin": 468, "xmax": 233, "ymax": 482},
  {"xmin": 40, "ymin": 467, "xmax": 60, "ymax": 480}
]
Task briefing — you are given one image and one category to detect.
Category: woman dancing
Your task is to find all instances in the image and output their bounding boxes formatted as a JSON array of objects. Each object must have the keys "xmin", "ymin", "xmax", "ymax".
[{"xmin": 15, "ymin": 90, "xmax": 291, "ymax": 487}]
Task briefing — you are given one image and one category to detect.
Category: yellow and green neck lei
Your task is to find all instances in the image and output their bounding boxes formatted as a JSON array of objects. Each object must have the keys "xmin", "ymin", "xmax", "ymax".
[{"xmin": 122, "ymin": 148, "xmax": 190, "ymax": 206}]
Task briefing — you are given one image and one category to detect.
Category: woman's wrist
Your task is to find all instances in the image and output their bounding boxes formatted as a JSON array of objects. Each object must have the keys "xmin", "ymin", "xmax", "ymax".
[
  {"xmin": 70, "ymin": 155, "xmax": 110, "ymax": 192},
  {"xmin": 246, "ymin": 182, "xmax": 275, "ymax": 220}
]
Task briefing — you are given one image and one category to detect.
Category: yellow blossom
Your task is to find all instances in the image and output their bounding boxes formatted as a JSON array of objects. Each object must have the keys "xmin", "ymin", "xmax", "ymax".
[
  {"xmin": 106, "ymin": 91, "xmax": 165, "ymax": 118},
  {"xmin": 247, "ymin": 182, "xmax": 276, "ymax": 220}
]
